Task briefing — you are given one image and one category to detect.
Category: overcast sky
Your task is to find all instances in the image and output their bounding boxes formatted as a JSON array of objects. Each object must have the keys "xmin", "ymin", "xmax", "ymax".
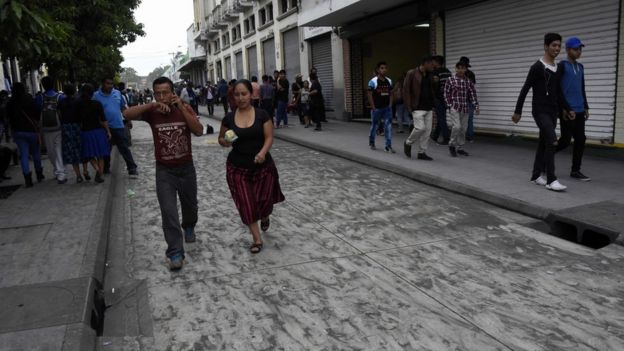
[{"xmin": 120, "ymin": 0, "xmax": 194, "ymax": 76}]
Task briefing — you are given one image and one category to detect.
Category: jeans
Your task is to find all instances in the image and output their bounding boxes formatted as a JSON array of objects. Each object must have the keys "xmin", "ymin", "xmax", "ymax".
[
  {"xmin": 276, "ymin": 100, "xmax": 288, "ymax": 126},
  {"xmin": 395, "ymin": 104, "xmax": 411, "ymax": 132},
  {"xmin": 406, "ymin": 110, "xmax": 433, "ymax": 153},
  {"xmin": 556, "ymin": 111, "xmax": 586, "ymax": 172},
  {"xmin": 43, "ymin": 130, "xmax": 66, "ymax": 181},
  {"xmin": 432, "ymin": 101, "xmax": 450, "ymax": 142},
  {"xmin": 447, "ymin": 109, "xmax": 469, "ymax": 148},
  {"xmin": 221, "ymin": 96, "xmax": 229, "ymax": 115},
  {"xmin": 105, "ymin": 128, "xmax": 137, "ymax": 173},
  {"xmin": 261, "ymin": 99, "xmax": 274, "ymax": 120},
  {"xmin": 156, "ymin": 163, "xmax": 198, "ymax": 258},
  {"xmin": 466, "ymin": 104, "xmax": 475, "ymax": 140},
  {"xmin": 369, "ymin": 106, "xmax": 392, "ymax": 147},
  {"xmin": 207, "ymin": 99, "xmax": 214, "ymax": 115},
  {"xmin": 532, "ymin": 111, "xmax": 558, "ymax": 183},
  {"xmin": 14, "ymin": 131, "xmax": 43, "ymax": 174}
]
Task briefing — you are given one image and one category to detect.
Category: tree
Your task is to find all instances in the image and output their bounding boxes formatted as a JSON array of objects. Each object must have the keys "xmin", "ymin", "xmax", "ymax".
[
  {"xmin": 146, "ymin": 65, "xmax": 171, "ymax": 85},
  {"xmin": 0, "ymin": 0, "xmax": 145, "ymax": 83},
  {"xmin": 120, "ymin": 67, "xmax": 142, "ymax": 84}
]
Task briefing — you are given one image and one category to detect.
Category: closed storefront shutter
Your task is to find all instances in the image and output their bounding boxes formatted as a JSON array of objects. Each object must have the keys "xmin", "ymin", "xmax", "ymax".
[
  {"xmin": 263, "ymin": 38, "xmax": 276, "ymax": 76},
  {"xmin": 445, "ymin": 0, "xmax": 619, "ymax": 141},
  {"xmin": 224, "ymin": 56, "xmax": 232, "ymax": 81},
  {"xmin": 283, "ymin": 28, "xmax": 301, "ymax": 78},
  {"xmin": 235, "ymin": 51, "xmax": 244, "ymax": 79},
  {"xmin": 310, "ymin": 34, "xmax": 334, "ymax": 110},
  {"xmin": 247, "ymin": 45, "xmax": 258, "ymax": 79}
]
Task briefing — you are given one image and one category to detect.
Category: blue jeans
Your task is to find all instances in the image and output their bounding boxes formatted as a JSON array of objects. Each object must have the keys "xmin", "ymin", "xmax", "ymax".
[
  {"xmin": 395, "ymin": 103, "xmax": 411, "ymax": 132},
  {"xmin": 369, "ymin": 106, "xmax": 392, "ymax": 147},
  {"xmin": 105, "ymin": 128, "xmax": 137, "ymax": 172},
  {"xmin": 466, "ymin": 104, "xmax": 475, "ymax": 140},
  {"xmin": 432, "ymin": 101, "xmax": 450, "ymax": 142},
  {"xmin": 14, "ymin": 131, "xmax": 43, "ymax": 174},
  {"xmin": 276, "ymin": 100, "xmax": 288, "ymax": 126}
]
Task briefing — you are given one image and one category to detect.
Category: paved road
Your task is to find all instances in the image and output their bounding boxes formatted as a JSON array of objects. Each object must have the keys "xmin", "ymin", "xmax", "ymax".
[{"xmin": 98, "ymin": 120, "xmax": 624, "ymax": 350}]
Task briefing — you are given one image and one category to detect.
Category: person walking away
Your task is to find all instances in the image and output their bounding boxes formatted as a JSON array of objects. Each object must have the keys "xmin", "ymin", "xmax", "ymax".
[
  {"xmin": 93, "ymin": 77, "xmax": 138, "ymax": 177},
  {"xmin": 275, "ymin": 70, "xmax": 290, "ymax": 128},
  {"xmin": 393, "ymin": 73, "xmax": 410, "ymax": 133},
  {"xmin": 77, "ymin": 84, "xmax": 110, "ymax": 183},
  {"xmin": 260, "ymin": 75, "xmax": 275, "ymax": 120},
  {"xmin": 36, "ymin": 76, "xmax": 67, "ymax": 183},
  {"xmin": 431, "ymin": 55, "xmax": 452, "ymax": 144},
  {"xmin": 300, "ymin": 80, "xmax": 312, "ymax": 127},
  {"xmin": 118, "ymin": 82, "xmax": 134, "ymax": 147},
  {"xmin": 367, "ymin": 61, "xmax": 395, "ymax": 153},
  {"xmin": 58, "ymin": 84, "xmax": 88, "ymax": 182},
  {"xmin": 291, "ymin": 75, "xmax": 304, "ymax": 124},
  {"xmin": 556, "ymin": 37, "xmax": 591, "ymax": 181},
  {"xmin": 0, "ymin": 90, "xmax": 10, "ymax": 142},
  {"xmin": 512, "ymin": 33, "xmax": 566, "ymax": 192},
  {"xmin": 206, "ymin": 82, "xmax": 216, "ymax": 115},
  {"xmin": 403, "ymin": 56, "xmax": 435, "ymax": 161},
  {"xmin": 309, "ymin": 73, "xmax": 324, "ymax": 131},
  {"xmin": 251, "ymin": 76, "xmax": 261, "ymax": 108},
  {"xmin": 180, "ymin": 81, "xmax": 199, "ymax": 115},
  {"xmin": 459, "ymin": 56, "xmax": 477, "ymax": 142},
  {"xmin": 445, "ymin": 61, "xmax": 480, "ymax": 157},
  {"xmin": 227, "ymin": 79, "xmax": 237, "ymax": 112},
  {"xmin": 217, "ymin": 79, "xmax": 229, "ymax": 115},
  {"xmin": 6, "ymin": 82, "xmax": 44, "ymax": 187},
  {"xmin": 218, "ymin": 79, "xmax": 285, "ymax": 254},
  {"xmin": 123, "ymin": 76, "xmax": 204, "ymax": 270}
]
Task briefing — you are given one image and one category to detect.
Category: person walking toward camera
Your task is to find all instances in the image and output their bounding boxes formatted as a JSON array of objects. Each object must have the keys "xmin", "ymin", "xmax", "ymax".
[
  {"xmin": 123, "ymin": 77, "xmax": 204, "ymax": 271},
  {"xmin": 512, "ymin": 33, "xmax": 566, "ymax": 192},
  {"xmin": 218, "ymin": 79, "xmax": 285, "ymax": 254},
  {"xmin": 444, "ymin": 60, "xmax": 480, "ymax": 157}
]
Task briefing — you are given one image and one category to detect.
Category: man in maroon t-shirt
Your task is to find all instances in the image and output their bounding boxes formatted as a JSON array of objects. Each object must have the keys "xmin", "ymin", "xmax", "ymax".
[{"xmin": 123, "ymin": 76, "xmax": 204, "ymax": 271}]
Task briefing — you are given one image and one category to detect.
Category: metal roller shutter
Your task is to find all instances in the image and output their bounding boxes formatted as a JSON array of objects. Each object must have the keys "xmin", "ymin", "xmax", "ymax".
[
  {"xmin": 235, "ymin": 51, "xmax": 244, "ymax": 79},
  {"xmin": 247, "ymin": 45, "xmax": 258, "ymax": 79},
  {"xmin": 283, "ymin": 28, "xmax": 301, "ymax": 78},
  {"xmin": 311, "ymin": 34, "xmax": 334, "ymax": 110},
  {"xmin": 445, "ymin": 0, "xmax": 619, "ymax": 142},
  {"xmin": 263, "ymin": 38, "xmax": 276, "ymax": 76},
  {"xmin": 224, "ymin": 56, "xmax": 232, "ymax": 81}
]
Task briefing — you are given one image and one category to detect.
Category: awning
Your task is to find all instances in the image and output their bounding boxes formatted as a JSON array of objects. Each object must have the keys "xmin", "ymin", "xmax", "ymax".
[
  {"xmin": 298, "ymin": 0, "xmax": 415, "ymax": 27},
  {"xmin": 177, "ymin": 57, "xmax": 206, "ymax": 73}
]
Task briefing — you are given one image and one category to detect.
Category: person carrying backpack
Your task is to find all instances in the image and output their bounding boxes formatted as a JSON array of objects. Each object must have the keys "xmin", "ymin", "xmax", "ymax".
[{"xmin": 36, "ymin": 76, "xmax": 67, "ymax": 184}]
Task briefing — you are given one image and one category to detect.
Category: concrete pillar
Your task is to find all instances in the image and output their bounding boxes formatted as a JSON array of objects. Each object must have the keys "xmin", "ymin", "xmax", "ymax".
[
  {"xmin": 12, "ymin": 58, "xmax": 21, "ymax": 83},
  {"xmin": 30, "ymin": 69, "xmax": 39, "ymax": 94},
  {"xmin": 330, "ymin": 32, "xmax": 346, "ymax": 121},
  {"xmin": 0, "ymin": 55, "xmax": 5, "ymax": 91},
  {"xmin": 615, "ymin": 1, "xmax": 624, "ymax": 145},
  {"xmin": 5, "ymin": 59, "xmax": 13, "ymax": 85}
]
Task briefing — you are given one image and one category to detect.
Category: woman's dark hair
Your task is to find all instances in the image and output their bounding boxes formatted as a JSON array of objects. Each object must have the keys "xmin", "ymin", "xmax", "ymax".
[
  {"xmin": 544, "ymin": 32, "xmax": 562, "ymax": 46},
  {"xmin": 251, "ymin": 76, "xmax": 258, "ymax": 82},
  {"xmin": 261, "ymin": 75, "xmax": 269, "ymax": 82},
  {"xmin": 63, "ymin": 84, "xmax": 76, "ymax": 97},
  {"xmin": 80, "ymin": 83, "xmax": 95, "ymax": 100},
  {"xmin": 234, "ymin": 79, "xmax": 253, "ymax": 94},
  {"xmin": 309, "ymin": 72, "xmax": 318, "ymax": 81},
  {"xmin": 11, "ymin": 82, "xmax": 27, "ymax": 98},
  {"xmin": 152, "ymin": 76, "xmax": 174, "ymax": 92},
  {"xmin": 41, "ymin": 76, "xmax": 54, "ymax": 91}
]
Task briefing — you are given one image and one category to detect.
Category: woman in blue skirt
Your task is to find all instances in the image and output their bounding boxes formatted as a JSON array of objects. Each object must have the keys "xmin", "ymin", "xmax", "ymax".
[{"xmin": 77, "ymin": 84, "xmax": 110, "ymax": 183}]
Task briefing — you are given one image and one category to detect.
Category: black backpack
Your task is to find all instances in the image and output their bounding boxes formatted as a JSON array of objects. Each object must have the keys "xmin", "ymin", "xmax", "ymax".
[
  {"xmin": 205, "ymin": 123, "xmax": 214, "ymax": 135},
  {"xmin": 41, "ymin": 93, "xmax": 62, "ymax": 132}
]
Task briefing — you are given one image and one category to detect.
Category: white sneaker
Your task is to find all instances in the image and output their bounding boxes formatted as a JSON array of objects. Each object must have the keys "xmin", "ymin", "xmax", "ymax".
[
  {"xmin": 533, "ymin": 175, "xmax": 547, "ymax": 186},
  {"xmin": 546, "ymin": 180, "xmax": 567, "ymax": 192}
]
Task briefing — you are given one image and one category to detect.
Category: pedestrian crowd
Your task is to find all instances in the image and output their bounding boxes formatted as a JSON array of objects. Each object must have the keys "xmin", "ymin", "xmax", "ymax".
[{"xmin": 368, "ymin": 33, "xmax": 591, "ymax": 192}]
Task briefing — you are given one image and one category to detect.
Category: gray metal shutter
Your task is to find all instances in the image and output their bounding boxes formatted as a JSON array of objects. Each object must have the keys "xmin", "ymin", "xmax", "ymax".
[
  {"xmin": 262, "ymin": 38, "xmax": 276, "ymax": 76},
  {"xmin": 311, "ymin": 34, "xmax": 334, "ymax": 110},
  {"xmin": 224, "ymin": 56, "xmax": 232, "ymax": 81},
  {"xmin": 445, "ymin": 0, "xmax": 619, "ymax": 142},
  {"xmin": 283, "ymin": 28, "xmax": 300, "ymax": 78},
  {"xmin": 235, "ymin": 52, "xmax": 244, "ymax": 79},
  {"xmin": 247, "ymin": 45, "xmax": 259, "ymax": 79}
]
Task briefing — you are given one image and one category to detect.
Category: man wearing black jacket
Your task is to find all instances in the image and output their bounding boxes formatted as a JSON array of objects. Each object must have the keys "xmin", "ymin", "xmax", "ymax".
[{"xmin": 512, "ymin": 33, "xmax": 567, "ymax": 192}]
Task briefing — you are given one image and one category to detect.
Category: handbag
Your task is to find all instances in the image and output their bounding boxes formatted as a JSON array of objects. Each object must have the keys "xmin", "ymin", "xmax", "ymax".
[{"xmin": 21, "ymin": 110, "xmax": 43, "ymax": 144}]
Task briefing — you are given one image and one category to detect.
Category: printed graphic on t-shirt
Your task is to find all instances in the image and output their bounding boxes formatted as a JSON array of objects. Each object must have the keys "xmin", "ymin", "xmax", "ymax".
[{"xmin": 155, "ymin": 121, "xmax": 190, "ymax": 161}]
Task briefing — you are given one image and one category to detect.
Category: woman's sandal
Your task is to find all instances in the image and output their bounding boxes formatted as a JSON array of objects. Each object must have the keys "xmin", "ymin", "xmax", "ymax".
[
  {"xmin": 250, "ymin": 242, "xmax": 263, "ymax": 254},
  {"xmin": 83, "ymin": 172, "xmax": 91, "ymax": 181},
  {"xmin": 260, "ymin": 217, "xmax": 270, "ymax": 232}
]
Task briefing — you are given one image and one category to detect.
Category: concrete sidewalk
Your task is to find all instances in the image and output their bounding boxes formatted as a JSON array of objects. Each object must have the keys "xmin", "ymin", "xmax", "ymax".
[
  {"xmin": 0, "ymin": 152, "xmax": 120, "ymax": 350},
  {"xmin": 200, "ymin": 105, "xmax": 624, "ymax": 237}
]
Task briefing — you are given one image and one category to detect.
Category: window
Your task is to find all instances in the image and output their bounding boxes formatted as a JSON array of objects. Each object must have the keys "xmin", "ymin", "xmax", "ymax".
[
  {"xmin": 259, "ymin": 8, "xmax": 266, "ymax": 26},
  {"xmin": 222, "ymin": 33, "xmax": 230, "ymax": 48},
  {"xmin": 267, "ymin": 3, "xmax": 273, "ymax": 21},
  {"xmin": 231, "ymin": 25, "xmax": 242, "ymax": 42},
  {"xmin": 280, "ymin": 0, "xmax": 288, "ymax": 14},
  {"xmin": 244, "ymin": 15, "xmax": 255, "ymax": 35}
]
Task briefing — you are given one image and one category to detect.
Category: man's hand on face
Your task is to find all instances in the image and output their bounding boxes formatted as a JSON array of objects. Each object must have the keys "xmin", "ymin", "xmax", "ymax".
[
  {"xmin": 152, "ymin": 101, "xmax": 171, "ymax": 114},
  {"xmin": 170, "ymin": 93, "xmax": 182, "ymax": 108}
]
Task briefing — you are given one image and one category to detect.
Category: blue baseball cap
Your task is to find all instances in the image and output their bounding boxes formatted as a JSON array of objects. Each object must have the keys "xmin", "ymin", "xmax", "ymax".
[{"xmin": 566, "ymin": 37, "xmax": 585, "ymax": 49}]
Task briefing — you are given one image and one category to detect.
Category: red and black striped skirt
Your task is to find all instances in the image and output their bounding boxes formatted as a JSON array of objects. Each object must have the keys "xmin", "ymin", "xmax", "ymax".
[{"xmin": 226, "ymin": 159, "xmax": 285, "ymax": 225}]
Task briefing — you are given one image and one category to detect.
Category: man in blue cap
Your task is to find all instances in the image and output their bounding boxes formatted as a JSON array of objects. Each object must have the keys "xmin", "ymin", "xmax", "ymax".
[{"xmin": 556, "ymin": 37, "xmax": 591, "ymax": 181}]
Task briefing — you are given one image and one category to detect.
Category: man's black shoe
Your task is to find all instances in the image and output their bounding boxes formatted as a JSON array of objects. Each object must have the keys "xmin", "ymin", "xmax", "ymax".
[
  {"xmin": 457, "ymin": 149, "xmax": 470, "ymax": 156},
  {"xmin": 449, "ymin": 146, "xmax": 457, "ymax": 157},
  {"xmin": 417, "ymin": 153, "xmax": 433, "ymax": 161},
  {"xmin": 403, "ymin": 142, "xmax": 411, "ymax": 158},
  {"xmin": 369, "ymin": 142, "xmax": 376, "ymax": 150},
  {"xmin": 570, "ymin": 171, "xmax": 591, "ymax": 181}
]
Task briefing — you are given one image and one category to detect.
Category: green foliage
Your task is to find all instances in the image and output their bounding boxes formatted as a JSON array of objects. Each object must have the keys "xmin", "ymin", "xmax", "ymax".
[
  {"xmin": 146, "ymin": 65, "xmax": 171, "ymax": 85},
  {"xmin": 0, "ymin": 0, "xmax": 145, "ymax": 83}
]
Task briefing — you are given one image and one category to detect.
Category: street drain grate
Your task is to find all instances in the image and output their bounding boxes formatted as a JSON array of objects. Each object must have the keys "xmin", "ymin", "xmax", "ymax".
[{"xmin": 0, "ymin": 185, "xmax": 21, "ymax": 199}]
